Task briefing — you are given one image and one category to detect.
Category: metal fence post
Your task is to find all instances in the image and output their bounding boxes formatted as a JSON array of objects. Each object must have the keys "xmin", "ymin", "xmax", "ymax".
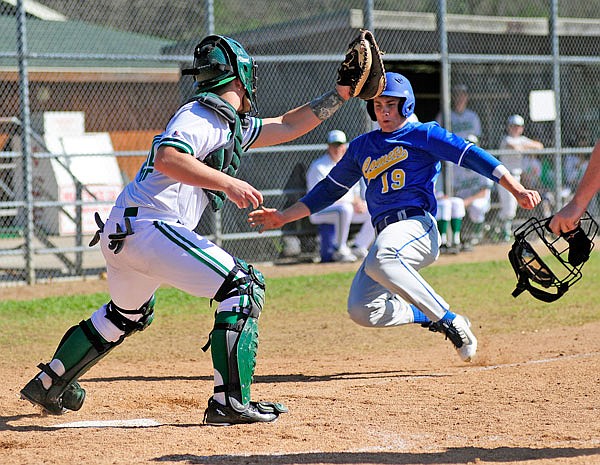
[
  {"xmin": 214, "ymin": 210, "xmax": 223, "ymax": 247},
  {"xmin": 364, "ymin": 0, "xmax": 374, "ymax": 31},
  {"xmin": 16, "ymin": 0, "xmax": 35, "ymax": 284},
  {"xmin": 438, "ymin": 0, "xmax": 453, "ymax": 196},
  {"xmin": 363, "ymin": 0, "xmax": 377, "ymax": 133},
  {"xmin": 205, "ymin": 0, "xmax": 215, "ymax": 35},
  {"xmin": 551, "ymin": 0, "xmax": 564, "ymax": 209},
  {"xmin": 75, "ymin": 181, "xmax": 83, "ymax": 274}
]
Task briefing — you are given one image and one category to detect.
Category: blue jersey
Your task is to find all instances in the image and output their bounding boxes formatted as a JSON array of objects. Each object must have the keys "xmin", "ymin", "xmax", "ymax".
[{"xmin": 301, "ymin": 121, "xmax": 506, "ymax": 226}]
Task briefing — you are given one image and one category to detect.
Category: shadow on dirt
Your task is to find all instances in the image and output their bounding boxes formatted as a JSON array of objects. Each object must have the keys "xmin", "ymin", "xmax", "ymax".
[
  {"xmin": 79, "ymin": 370, "xmax": 450, "ymax": 384},
  {"xmin": 153, "ymin": 447, "xmax": 600, "ymax": 464}
]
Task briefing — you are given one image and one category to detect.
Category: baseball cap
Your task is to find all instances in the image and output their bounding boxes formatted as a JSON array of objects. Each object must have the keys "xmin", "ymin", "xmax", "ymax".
[
  {"xmin": 508, "ymin": 114, "xmax": 525, "ymax": 126},
  {"xmin": 327, "ymin": 130, "xmax": 347, "ymax": 145},
  {"xmin": 452, "ymin": 84, "xmax": 468, "ymax": 94},
  {"xmin": 466, "ymin": 134, "xmax": 479, "ymax": 145}
]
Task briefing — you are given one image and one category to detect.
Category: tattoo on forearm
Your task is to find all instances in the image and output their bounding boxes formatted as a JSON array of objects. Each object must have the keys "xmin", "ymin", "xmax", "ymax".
[{"xmin": 309, "ymin": 90, "xmax": 345, "ymax": 120}]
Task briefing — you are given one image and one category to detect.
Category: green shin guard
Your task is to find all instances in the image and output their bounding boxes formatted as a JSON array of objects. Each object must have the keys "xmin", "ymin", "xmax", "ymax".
[
  {"xmin": 204, "ymin": 258, "xmax": 266, "ymax": 412},
  {"xmin": 211, "ymin": 311, "xmax": 259, "ymax": 411},
  {"xmin": 35, "ymin": 320, "xmax": 120, "ymax": 412},
  {"xmin": 202, "ymin": 260, "xmax": 288, "ymax": 424},
  {"xmin": 28, "ymin": 297, "xmax": 155, "ymax": 413}
]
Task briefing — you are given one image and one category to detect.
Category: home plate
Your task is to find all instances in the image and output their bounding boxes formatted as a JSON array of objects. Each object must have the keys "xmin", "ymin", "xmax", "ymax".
[{"xmin": 51, "ymin": 419, "xmax": 161, "ymax": 428}]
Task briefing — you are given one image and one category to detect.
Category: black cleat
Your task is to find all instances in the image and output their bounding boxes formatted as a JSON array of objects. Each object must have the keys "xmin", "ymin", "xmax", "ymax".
[
  {"xmin": 20, "ymin": 378, "xmax": 86, "ymax": 415},
  {"xmin": 423, "ymin": 315, "xmax": 477, "ymax": 362},
  {"xmin": 203, "ymin": 396, "xmax": 288, "ymax": 426},
  {"xmin": 439, "ymin": 244, "xmax": 459, "ymax": 255}
]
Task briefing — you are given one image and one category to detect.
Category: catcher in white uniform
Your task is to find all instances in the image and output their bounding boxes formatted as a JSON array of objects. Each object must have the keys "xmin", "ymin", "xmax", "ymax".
[{"xmin": 19, "ymin": 32, "xmax": 384, "ymax": 425}]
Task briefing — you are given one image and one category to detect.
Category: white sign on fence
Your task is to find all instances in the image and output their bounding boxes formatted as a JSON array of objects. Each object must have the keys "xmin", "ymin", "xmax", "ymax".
[{"xmin": 34, "ymin": 114, "xmax": 123, "ymax": 235}]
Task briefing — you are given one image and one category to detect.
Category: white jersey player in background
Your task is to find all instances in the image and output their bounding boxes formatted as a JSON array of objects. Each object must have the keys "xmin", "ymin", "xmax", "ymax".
[
  {"xmin": 498, "ymin": 114, "xmax": 544, "ymax": 241},
  {"xmin": 306, "ymin": 129, "xmax": 374, "ymax": 262}
]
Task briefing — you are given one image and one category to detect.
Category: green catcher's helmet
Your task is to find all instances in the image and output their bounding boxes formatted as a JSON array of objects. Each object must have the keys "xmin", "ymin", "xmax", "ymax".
[{"xmin": 182, "ymin": 35, "xmax": 258, "ymax": 114}]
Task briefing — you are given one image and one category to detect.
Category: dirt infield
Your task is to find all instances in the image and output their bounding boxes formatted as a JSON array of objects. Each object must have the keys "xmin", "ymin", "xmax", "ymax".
[{"xmin": 2, "ymin": 244, "xmax": 600, "ymax": 465}]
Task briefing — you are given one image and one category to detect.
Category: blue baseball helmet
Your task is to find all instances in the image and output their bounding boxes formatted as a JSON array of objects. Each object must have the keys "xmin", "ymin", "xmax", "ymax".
[{"xmin": 367, "ymin": 72, "xmax": 415, "ymax": 121}]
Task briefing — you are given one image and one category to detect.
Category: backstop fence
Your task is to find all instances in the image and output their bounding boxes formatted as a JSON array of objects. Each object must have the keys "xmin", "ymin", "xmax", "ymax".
[{"xmin": 1, "ymin": 0, "xmax": 598, "ymax": 285}]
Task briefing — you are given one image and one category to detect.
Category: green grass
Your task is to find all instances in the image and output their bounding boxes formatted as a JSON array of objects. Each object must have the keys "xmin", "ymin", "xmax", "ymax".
[
  {"xmin": 1, "ymin": 252, "xmax": 598, "ymax": 346},
  {"xmin": 421, "ymin": 254, "xmax": 600, "ymax": 332}
]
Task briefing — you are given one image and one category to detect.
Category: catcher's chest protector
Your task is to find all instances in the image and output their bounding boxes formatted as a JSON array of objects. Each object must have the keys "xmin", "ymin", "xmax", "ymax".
[{"xmin": 195, "ymin": 93, "xmax": 244, "ymax": 211}]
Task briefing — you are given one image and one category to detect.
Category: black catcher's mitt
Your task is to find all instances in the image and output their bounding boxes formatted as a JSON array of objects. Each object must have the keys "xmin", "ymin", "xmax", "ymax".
[{"xmin": 337, "ymin": 29, "xmax": 386, "ymax": 100}]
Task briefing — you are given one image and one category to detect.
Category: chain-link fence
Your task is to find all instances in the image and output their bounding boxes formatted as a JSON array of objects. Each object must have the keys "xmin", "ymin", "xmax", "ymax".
[{"xmin": 1, "ymin": 0, "xmax": 599, "ymax": 285}]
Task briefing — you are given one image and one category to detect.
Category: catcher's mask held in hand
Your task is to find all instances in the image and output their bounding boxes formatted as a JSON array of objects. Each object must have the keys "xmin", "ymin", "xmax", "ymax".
[
  {"xmin": 182, "ymin": 35, "xmax": 258, "ymax": 115},
  {"xmin": 508, "ymin": 212, "xmax": 598, "ymax": 302}
]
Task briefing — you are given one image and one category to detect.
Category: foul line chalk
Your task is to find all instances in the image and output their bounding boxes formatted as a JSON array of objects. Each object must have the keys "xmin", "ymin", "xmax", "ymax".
[
  {"xmin": 401, "ymin": 351, "xmax": 600, "ymax": 381},
  {"xmin": 471, "ymin": 350, "xmax": 600, "ymax": 373},
  {"xmin": 51, "ymin": 418, "xmax": 161, "ymax": 428}
]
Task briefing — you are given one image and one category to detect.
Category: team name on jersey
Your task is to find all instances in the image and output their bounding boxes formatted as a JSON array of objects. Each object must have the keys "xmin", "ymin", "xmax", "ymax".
[{"xmin": 362, "ymin": 145, "xmax": 408, "ymax": 184}]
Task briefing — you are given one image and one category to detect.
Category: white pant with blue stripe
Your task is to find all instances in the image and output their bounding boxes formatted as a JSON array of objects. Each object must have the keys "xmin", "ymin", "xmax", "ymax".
[{"xmin": 347, "ymin": 212, "xmax": 450, "ymax": 327}]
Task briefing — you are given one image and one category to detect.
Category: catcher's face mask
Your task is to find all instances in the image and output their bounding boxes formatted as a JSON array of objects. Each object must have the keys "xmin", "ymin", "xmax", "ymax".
[
  {"xmin": 182, "ymin": 35, "xmax": 258, "ymax": 115},
  {"xmin": 508, "ymin": 212, "xmax": 598, "ymax": 302}
]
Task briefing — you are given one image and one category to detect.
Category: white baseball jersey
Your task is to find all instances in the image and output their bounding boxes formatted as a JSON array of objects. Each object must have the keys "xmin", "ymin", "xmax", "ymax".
[
  {"xmin": 499, "ymin": 134, "xmax": 539, "ymax": 174},
  {"xmin": 498, "ymin": 134, "xmax": 526, "ymax": 220},
  {"xmin": 449, "ymin": 109, "xmax": 481, "ymax": 139},
  {"xmin": 115, "ymin": 101, "xmax": 262, "ymax": 229},
  {"xmin": 306, "ymin": 154, "xmax": 361, "ymax": 204},
  {"xmin": 436, "ymin": 109, "xmax": 481, "ymax": 140},
  {"xmin": 97, "ymin": 101, "xmax": 263, "ymax": 314},
  {"xmin": 306, "ymin": 153, "xmax": 374, "ymax": 252}
]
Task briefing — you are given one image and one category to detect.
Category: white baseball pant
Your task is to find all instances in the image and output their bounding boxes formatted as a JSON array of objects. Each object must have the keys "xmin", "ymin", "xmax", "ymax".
[{"xmin": 347, "ymin": 212, "xmax": 450, "ymax": 327}]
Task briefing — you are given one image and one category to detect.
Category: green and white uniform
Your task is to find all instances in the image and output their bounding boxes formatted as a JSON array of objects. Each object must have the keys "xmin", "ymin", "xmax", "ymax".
[
  {"xmin": 100, "ymin": 102, "xmax": 263, "ymax": 404},
  {"xmin": 103, "ymin": 101, "xmax": 261, "ymax": 310},
  {"xmin": 33, "ymin": 99, "xmax": 266, "ymax": 412},
  {"xmin": 23, "ymin": 33, "xmax": 290, "ymax": 424}
]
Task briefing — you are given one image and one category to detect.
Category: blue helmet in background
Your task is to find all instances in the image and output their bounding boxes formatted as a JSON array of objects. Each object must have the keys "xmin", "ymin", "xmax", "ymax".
[{"xmin": 367, "ymin": 72, "xmax": 415, "ymax": 121}]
